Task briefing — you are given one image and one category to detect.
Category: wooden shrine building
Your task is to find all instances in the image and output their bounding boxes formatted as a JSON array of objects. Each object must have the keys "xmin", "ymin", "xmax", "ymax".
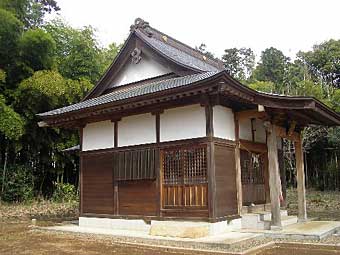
[{"xmin": 38, "ymin": 18, "xmax": 340, "ymax": 229}]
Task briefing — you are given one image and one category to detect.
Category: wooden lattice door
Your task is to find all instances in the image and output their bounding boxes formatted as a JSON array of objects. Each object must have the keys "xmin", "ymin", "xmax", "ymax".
[
  {"xmin": 241, "ymin": 150, "xmax": 267, "ymax": 205},
  {"xmin": 161, "ymin": 145, "xmax": 208, "ymax": 209}
]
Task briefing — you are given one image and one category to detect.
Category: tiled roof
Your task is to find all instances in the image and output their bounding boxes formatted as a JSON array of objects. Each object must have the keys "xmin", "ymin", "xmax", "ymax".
[
  {"xmin": 136, "ymin": 31, "xmax": 219, "ymax": 72},
  {"xmin": 38, "ymin": 71, "xmax": 219, "ymax": 117}
]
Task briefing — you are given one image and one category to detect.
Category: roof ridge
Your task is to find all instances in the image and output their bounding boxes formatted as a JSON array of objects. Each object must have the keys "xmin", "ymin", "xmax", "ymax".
[{"xmin": 130, "ymin": 18, "xmax": 223, "ymax": 70}]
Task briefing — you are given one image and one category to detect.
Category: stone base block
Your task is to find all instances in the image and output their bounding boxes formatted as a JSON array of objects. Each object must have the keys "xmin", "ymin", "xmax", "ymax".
[
  {"xmin": 79, "ymin": 217, "xmax": 150, "ymax": 232},
  {"xmin": 150, "ymin": 218, "xmax": 242, "ymax": 238}
]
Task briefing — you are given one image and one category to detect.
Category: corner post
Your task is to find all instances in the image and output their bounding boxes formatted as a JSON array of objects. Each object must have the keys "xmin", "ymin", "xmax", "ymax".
[
  {"xmin": 294, "ymin": 133, "xmax": 307, "ymax": 222},
  {"xmin": 234, "ymin": 113, "xmax": 243, "ymax": 215},
  {"xmin": 264, "ymin": 122, "xmax": 282, "ymax": 228},
  {"xmin": 204, "ymin": 98, "xmax": 216, "ymax": 220}
]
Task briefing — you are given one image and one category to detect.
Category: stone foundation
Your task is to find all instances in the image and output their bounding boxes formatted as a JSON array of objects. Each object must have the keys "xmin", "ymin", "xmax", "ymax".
[{"xmin": 78, "ymin": 217, "xmax": 242, "ymax": 238}]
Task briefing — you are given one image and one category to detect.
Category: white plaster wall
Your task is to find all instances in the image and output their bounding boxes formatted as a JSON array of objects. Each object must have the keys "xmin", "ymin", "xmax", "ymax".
[
  {"xmin": 213, "ymin": 105, "xmax": 235, "ymax": 140},
  {"xmin": 118, "ymin": 113, "xmax": 156, "ymax": 147},
  {"xmin": 254, "ymin": 119, "xmax": 266, "ymax": 143},
  {"xmin": 82, "ymin": 120, "xmax": 114, "ymax": 151},
  {"xmin": 239, "ymin": 118, "xmax": 266, "ymax": 143},
  {"xmin": 239, "ymin": 119, "xmax": 252, "ymax": 141},
  {"xmin": 160, "ymin": 105, "xmax": 206, "ymax": 142},
  {"xmin": 111, "ymin": 55, "xmax": 171, "ymax": 87}
]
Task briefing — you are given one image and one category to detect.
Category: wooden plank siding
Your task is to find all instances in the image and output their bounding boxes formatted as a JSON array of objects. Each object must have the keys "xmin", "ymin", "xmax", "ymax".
[
  {"xmin": 81, "ymin": 153, "xmax": 114, "ymax": 214},
  {"xmin": 80, "ymin": 137, "xmax": 240, "ymax": 221},
  {"xmin": 118, "ymin": 180, "xmax": 157, "ymax": 216},
  {"xmin": 214, "ymin": 143, "xmax": 238, "ymax": 217}
]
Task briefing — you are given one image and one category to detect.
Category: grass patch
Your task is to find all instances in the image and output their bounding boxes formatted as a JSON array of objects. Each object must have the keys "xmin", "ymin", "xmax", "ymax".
[
  {"xmin": 0, "ymin": 200, "xmax": 78, "ymax": 221},
  {"xmin": 286, "ymin": 188, "xmax": 340, "ymax": 221}
]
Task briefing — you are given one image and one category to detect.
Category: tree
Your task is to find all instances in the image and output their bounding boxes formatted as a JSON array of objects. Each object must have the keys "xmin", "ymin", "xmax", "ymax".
[
  {"xmin": 252, "ymin": 47, "xmax": 289, "ymax": 92},
  {"xmin": 248, "ymin": 81, "xmax": 275, "ymax": 93},
  {"xmin": 99, "ymin": 42, "xmax": 121, "ymax": 74},
  {"xmin": 44, "ymin": 19, "xmax": 103, "ymax": 83},
  {"xmin": 0, "ymin": 0, "xmax": 60, "ymax": 28},
  {"xmin": 195, "ymin": 43, "xmax": 215, "ymax": 59},
  {"xmin": 222, "ymin": 47, "xmax": 255, "ymax": 81},
  {"xmin": 19, "ymin": 28, "xmax": 56, "ymax": 72},
  {"xmin": 298, "ymin": 39, "xmax": 340, "ymax": 88},
  {"xmin": 0, "ymin": 94, "xmax": 25, "ymax": 202},
  {"xmin": 0, "ymin": 9, "xmax": 23, "ymax": 69}
]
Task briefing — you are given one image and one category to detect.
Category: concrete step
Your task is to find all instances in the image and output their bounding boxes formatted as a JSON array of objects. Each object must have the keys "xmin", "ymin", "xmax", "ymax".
[
  {"xmin": 281, "ymin": 215, "xmax": 298, "ymax": 226},
  {"xmin": 241, "ymin": 210, "xmax": 295, "ymax": 230},
  {"xmin": 259, "ymin": 210, "xmax": 288, "ymax": 221}
]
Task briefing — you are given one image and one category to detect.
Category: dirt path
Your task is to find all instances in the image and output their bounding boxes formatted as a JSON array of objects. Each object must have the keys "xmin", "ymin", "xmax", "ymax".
[{"xmin": 0, "ymin": 221, "xmax": 234, "ymax": 255}]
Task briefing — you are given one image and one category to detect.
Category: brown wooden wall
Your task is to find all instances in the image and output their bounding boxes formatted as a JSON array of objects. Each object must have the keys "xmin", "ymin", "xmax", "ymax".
[
  {"xmin": 81, "ymin": 153, "xmax": 114, "ymax": 215},
  {"xmin": 214, "ymin": 143, "xmax": 238, "ymax": 217},
  {"xmin": 118, "ymin": 180, "xmax": 157, "ymax": 216},
  {"xmin": 80, "ymin": 137, "xmax": 240, "ymax": 221}
]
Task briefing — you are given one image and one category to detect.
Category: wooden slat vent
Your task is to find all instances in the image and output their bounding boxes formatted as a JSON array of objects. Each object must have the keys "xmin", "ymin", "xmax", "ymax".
[{"xmin": 113, "ymin": 148, "xmax": 158, "ymax": 180}]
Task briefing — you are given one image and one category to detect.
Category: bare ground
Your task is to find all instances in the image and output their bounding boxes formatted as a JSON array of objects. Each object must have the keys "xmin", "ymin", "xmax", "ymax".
[{"xmin": 0, "ymin": 190, "xmax": 339, "ymax": 255}]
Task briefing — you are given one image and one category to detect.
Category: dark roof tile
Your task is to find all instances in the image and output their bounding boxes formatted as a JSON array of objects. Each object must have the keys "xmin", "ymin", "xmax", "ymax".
[{"xmin": 38, "ymin": 71, "xmax": 219, "ymax": 117}]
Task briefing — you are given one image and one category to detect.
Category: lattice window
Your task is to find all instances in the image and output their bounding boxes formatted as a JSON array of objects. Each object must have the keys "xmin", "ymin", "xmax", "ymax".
[
  {"xmin": 162, "ymin": 146, "xmax": 207, "ymax": 185},
  {"xmin": 161, "ymin": 145, "xmax": 208, "ymax": 209}
]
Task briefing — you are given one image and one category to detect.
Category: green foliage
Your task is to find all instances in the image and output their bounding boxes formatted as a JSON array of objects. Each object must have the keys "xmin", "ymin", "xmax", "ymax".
[
  {"xmin": 0, "ymin": 0, "xmax": 60, "ymax": 28},
  {"xmin": 51, "ymin": 182, "xmax": 78, "ymax": 203},
  {"xmin": 252, "ymin": 47, "xmax": 289, "ymax": 91},
  {"xmin": 18, "ymin": 70, "xmax": 92, "ymax": 112},
  {"xmin": 248, "ymin": 81, "xmax": 275, "ymax": 93},
  {"xmin": 0, "ymin": 69, "xmax": 5, "ymax": 83},
  {"xmin": 222, "ymin": 47, "xmax": 255, "ymax": 81},
  {"xmin": 44, "ymin": 19, "xmax": 103, "ymax": 83},
  {"xmin": 0, "ymin": 95, "xmax": 25, "ymax": 140},
  {"xmin": 294, "ymin": 80, "xmax": 325, "ymax": 99},
  {"xmin": 99, "ymin": 42, "xmax": 121, "ymax": 73},
  {"xmin": 19, "ymin": 28, "xmax": 56, "ymax": 71},
  {"xmin": 0, "ymin": 9, "xmax": 23, "ymax": 67},
  {"xmin": 0, "ymin": 164, "xmax": 34, "ymax": 202},
  {"xmin": 298, "ymin": 39, "xmax": 340, "ymax": 87}
]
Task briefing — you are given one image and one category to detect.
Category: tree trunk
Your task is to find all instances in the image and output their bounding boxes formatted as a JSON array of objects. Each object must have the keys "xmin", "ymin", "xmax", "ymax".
[{"xmin": 0, "ymin": 142, "xmax": 8, "ymax": 203}]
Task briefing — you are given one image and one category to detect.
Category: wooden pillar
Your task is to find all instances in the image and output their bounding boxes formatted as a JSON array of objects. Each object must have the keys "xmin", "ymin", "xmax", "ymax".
[
  {"xmin": 265, "ymin": 122, "xmax": 282, "ymax": 228},
  {"xmin": 205, "ymin": 103, "xmax": 216, "ymax": 220},
  {"xmin": 234, "ymin": 114, "xmax": 243, "ymax": 215},
  {"xmin": 294, "ymin": 133, "xmax": 307, "ymax": 222},
  {"xmin": 79, "ymin": 127, "xmax": 83, "ymax": 215}
]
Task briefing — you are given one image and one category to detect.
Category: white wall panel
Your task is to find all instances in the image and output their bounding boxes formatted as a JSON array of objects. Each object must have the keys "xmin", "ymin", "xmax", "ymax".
[
  {"xmin": 254, "ymin": 119, "xmax": 266, "ymax": 143},
  {"xmin": 239, "ymin": 119, "xmax": 252, "ymax": 141},
  {"xmin": 239, "ymin": 118, "xmax": 267, "ymax": 143},
  {"xmin": 118, "ymin": 113, "xmax": 156, "ymax": 147},
  {"xmin": 213, "ymin": 105, "xmax": 235, "ymax": 140},
  {"xmin": 160, "ymin": 105, "xmax": 206, "ymax": 142},
  {"xmin": 82, "ymin": 121, "xmax": 114, "ymax": 151},
  {"xmin": 112, "ymin": 55, "xmax": 171, "ymax": 87}
]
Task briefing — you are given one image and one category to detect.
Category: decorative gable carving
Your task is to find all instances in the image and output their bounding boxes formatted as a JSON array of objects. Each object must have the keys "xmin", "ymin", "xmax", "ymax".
[
  {"xmin": 130, "ymin": 18, "xmax": 153, "ymax": 37},
  {"xmin": 131, "ymin": 48, "xmax": 142, "ymax": 64}
]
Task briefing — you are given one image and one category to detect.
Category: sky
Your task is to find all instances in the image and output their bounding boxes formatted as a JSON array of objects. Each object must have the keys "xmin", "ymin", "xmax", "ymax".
[{"xmin": 48, "ymin": 0, "xmax": 340, "ymax": 60}]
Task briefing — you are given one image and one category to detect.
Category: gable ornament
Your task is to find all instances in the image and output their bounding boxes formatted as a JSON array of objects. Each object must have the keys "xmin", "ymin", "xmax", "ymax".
[
  {"xmin": 130, "ymin": 18, "xmax": 153, "ymax": 37},
  {"xmin": 131, "ymin": 48, "xmax": 142, "ymax": 64}
]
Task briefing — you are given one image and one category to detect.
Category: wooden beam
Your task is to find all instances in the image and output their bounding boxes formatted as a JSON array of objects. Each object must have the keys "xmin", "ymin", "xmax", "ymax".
[
  {"xmin": 79, "ymin": 127, "xmax": 83, "ymax": 215},
  {"xmin": 205, "ymin": 103, "xmax": 214, "ymax": 137},
  {"xmin": 114, "ymin": 121, "xmax": 118, "ymax": 147},
  {"xmin": 275, "ymin": 125, "xmax": 299, "ymax": 142},
  {"xmin": 287, "ymin": 121, "xmax": 297, "ymax": 137},
  {"xmin": 234, "ymin": 113, "xmax": 243, "ymax": 215},
  {"xmin": 264, "ymin": 121, "xmax": 282, "ymax": 228},
  {"xmin": 294, "ymin": 133, "xmax": 307, "ymax": 222},
  {"xmin": 235, "ymin": 109, "xmax": 268, "ymax": 121},
  {"xmin": 156, "ymin": 113, "xmax": 160, "ymax": 144}
]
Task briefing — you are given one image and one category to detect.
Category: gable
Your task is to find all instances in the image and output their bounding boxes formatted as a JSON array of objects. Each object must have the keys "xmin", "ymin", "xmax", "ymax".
[{"xmin": 109, "ymin": 53, "xmax": 172, "ymax": 88}]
